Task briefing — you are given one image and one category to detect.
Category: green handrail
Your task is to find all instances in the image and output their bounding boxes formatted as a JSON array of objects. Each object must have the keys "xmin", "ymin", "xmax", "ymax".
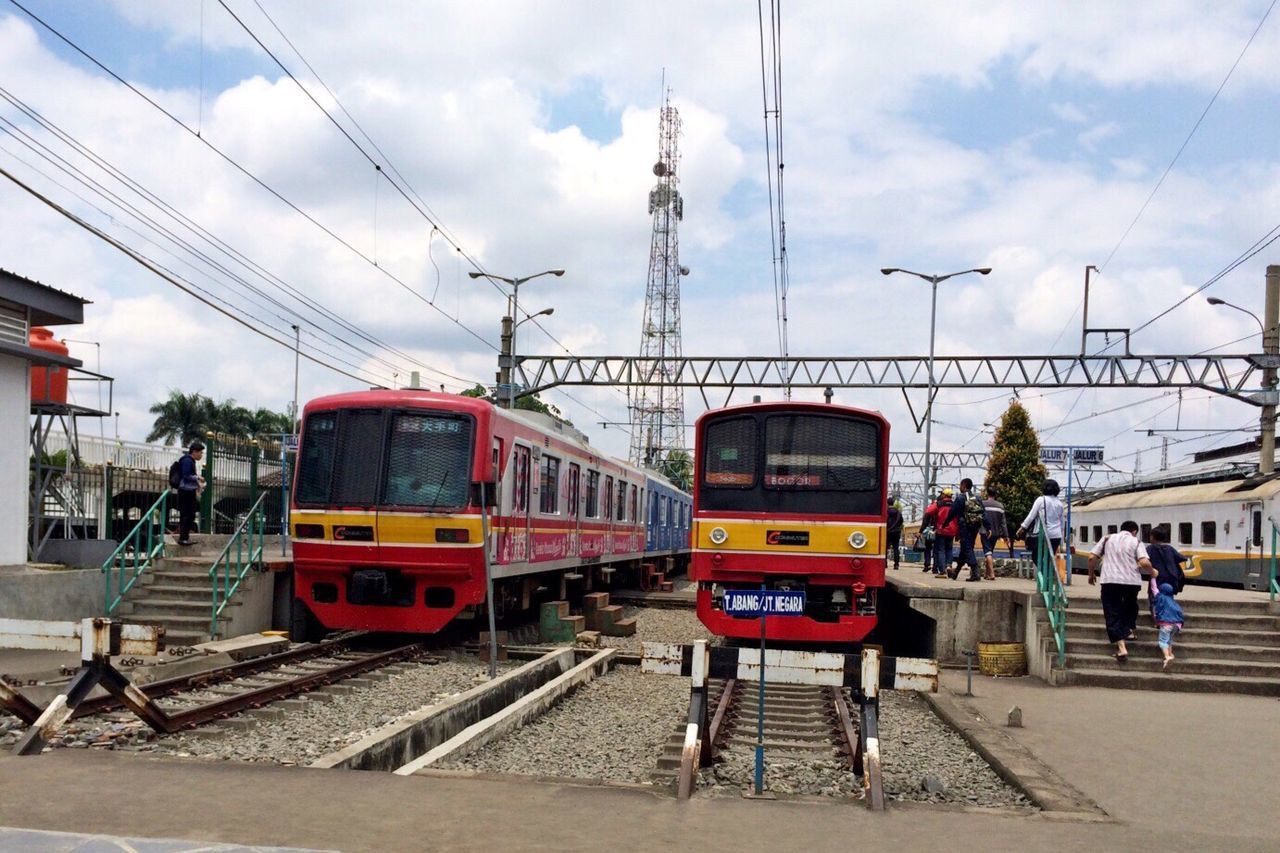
[
  {"xmin": 1033, "ymin": 523, "xmax": 1067, "ymax": 667},
  {"xmin": 208, "ymin": 492, "xmax": 268, "ymax": 638},
  {"xmin": 101, "ymin": 490, "xmax": 169, "ymax": 614}
]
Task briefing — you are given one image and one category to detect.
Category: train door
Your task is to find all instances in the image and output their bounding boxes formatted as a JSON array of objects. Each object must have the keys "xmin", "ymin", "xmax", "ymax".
[
  {"xmin": 603, "ymin": 475, "xmax": 614, "ymax": 553},
  {"xmin": 504, "ymin": 444, "xmax": 532, "ymax": 563},
  {"xmin": 1244, "ymin": 501, "xmax": 1265, "ymax": 589},
  {"xmin": 568, "ymin": 463, "xmax": 581, "ymax": 557}
]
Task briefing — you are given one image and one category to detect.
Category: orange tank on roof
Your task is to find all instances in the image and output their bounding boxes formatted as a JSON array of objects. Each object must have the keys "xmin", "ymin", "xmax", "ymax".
[{"xmin": 29, "ymin": 327, "xmax": 69, "ymax": 405}]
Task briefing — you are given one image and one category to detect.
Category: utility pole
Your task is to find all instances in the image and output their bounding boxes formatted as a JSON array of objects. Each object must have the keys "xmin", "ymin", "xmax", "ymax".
[
  {"xmin": 291, "ymin": 325, "xmax": 300, "ymax": 435},
  {"xmin": 498, "ymin": 313, "xmax": 514, "ymax": 409},
  {"xmin": 1081, "ymin": 265, "xmax": 1098, "ymax": 354},
  {"xmin": 1260, "ymin": 265, "xmax": 1280, "ymax": 475}
]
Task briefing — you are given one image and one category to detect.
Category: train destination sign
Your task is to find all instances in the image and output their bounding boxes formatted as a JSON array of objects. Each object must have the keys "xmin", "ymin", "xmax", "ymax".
[{"xmin": 723, "ymin": 589, "xmax": 807, "ymax": 617}]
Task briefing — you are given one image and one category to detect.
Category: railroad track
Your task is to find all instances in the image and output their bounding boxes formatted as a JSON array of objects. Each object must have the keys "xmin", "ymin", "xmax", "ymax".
[
  {"xmin": 5, "ymin": 636, "xmax": 440, "ymax": 754},
  {"xmin": 657, "ymin": 678, "xmax": 868, "ymax": 798}
]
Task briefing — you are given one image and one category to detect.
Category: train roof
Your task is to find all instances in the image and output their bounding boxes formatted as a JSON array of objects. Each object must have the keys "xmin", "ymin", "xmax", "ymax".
[
  {"xmin": 1076, "ymin": 476, "xmax": 1280, "ymax": 510},
  {"xmin": 696, "ymin": 399, "xmax": 887, "ymax": 423}
]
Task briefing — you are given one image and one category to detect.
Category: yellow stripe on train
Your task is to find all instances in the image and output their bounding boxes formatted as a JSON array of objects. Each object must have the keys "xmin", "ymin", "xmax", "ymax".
[
  {"xmin": 292, "ymin": 511, "xmax": 483, "ymax": 545},
  {"xmin": 693, "ymin": 519, "xmax": 884, "ymax": 555}
]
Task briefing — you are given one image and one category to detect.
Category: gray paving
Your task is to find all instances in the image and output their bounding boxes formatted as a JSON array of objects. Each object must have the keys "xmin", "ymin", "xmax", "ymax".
[{"xmin": 0, "ymin": 826, "xmax": 327, "ymax": 852}]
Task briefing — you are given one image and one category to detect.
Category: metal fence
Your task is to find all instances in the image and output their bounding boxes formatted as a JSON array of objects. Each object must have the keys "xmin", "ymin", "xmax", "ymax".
[{"xmin": 33, "ymin": 433, "xmax": 294, "ymax": 543}]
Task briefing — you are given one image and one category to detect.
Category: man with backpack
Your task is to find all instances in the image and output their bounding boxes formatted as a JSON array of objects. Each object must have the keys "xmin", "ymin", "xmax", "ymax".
[
  {"xmin": 171, "ymin": 440, "xmax": 205, "ymax": 546},
  {"xmin": 953, "ymin": 477, "xmax": 987, "ymax": 582}
]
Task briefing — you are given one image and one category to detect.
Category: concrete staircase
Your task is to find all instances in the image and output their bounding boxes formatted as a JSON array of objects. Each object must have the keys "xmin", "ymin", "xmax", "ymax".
[
  {"xmin": 113, "ymin": 536, "xmax": 235, "ymax": 646},
  {"xmin": 1044, "ymin": 595, "xmax": 1280, "ymax": 696}
]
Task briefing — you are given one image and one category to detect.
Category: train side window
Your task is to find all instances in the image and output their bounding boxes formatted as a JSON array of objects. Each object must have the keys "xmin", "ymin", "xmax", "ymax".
[
  {"xmin": 603, "ymin": 476, "xmax": 614, "ymax": 521},
  {"xmin": 1106, "ymin": 525, "xmax": 1118, "ymax": 535},
  {"xmin": 1139, "ymin": 523, "xmax": 1152, "ymax": 541},
  {"xmin": 1201, "ymin": 521, "xmax": 1216, "ymax": 546},
  {"xmin": 585, "ymin": 470, "xmax": 600, "ymax": 518},
  {"xmin": 1079, "ymin": 526, "xmax": 1089, "ymax": 543},
  {"xmin": 1178, "ymin": 523, "xmax": 1192, "ymax": 545},
  {"xmin": 568, "ymin": 464, "xmax": 580, "ymax": 517},
  {"xmin": 616, "ymin": 479, "xmax": 627, "ymax": 521},
  {"xmin": 1252, "ymin": 510, "xmax": 1262, "ymax": 548},
  {"xmin": 630, "ymin": 485, "xmax": 638, "ymax": 523},
  {"xmin": 1093, "ymin": 525, "xmax": 1102, "ymax": 541},
  {"xmin": 539, "ymin": 454, "xmax": 560, "ymax": 514}
]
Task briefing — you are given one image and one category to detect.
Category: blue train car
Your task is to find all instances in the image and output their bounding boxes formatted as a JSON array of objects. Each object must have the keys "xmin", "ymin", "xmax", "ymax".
[{"xmin": 644, "ymin": 472, "xmax": 692, "ymax": 569}]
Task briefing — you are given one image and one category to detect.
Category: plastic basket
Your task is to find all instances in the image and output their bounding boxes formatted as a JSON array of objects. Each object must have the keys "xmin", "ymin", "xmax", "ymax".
[{"xmin": 977, "ymin": 642, "xmax": 1027, "ymax": 677}]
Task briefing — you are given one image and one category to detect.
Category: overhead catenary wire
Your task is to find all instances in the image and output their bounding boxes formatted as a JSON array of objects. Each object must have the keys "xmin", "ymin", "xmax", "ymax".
[
  {"xmin": 0, "ymin": 164, "xmax": 387, "ymax": 386},
  {"xmin": 0, "ymin": 85, "xmax": 476, "ymax": 389},
  {"xmin": 218, "ymin": 0, "xmax": 624, "ymax": 418},
  {"xmin": 1044, "ymin": 0, "xmax": 1277, "ymax": 353}
]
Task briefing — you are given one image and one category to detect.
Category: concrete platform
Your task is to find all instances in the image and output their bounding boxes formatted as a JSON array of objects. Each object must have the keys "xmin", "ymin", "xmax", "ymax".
[{"xmin": 1, "ymin": 666, "xmax": 1277, "ymax": 851}]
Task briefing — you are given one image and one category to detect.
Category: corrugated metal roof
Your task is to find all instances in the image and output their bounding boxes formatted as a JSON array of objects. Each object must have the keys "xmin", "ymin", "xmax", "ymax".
[
  {"xmin": 0, "ymin": 268, "xmax": 90, "ymax": 304},
  {"xmin": 1078, "ymin": 477, "xmax": 1280, "ymax": 510}
]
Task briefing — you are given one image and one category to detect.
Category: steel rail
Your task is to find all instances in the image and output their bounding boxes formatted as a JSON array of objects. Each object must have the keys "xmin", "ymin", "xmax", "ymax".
[
  {"xmin": 829, "ymin": 685, "xmax": 861, "ymax": 774},
  {"xmin": 67, "ymin": 633, "xmax": 370, "ymax": 721},
  {"xmin": 159, "ymin": 641, "xmax": 428, "ymax": 731},
  {"xmin": 703, "ymin": 678, "xmax": 737, "ymax": 765}
]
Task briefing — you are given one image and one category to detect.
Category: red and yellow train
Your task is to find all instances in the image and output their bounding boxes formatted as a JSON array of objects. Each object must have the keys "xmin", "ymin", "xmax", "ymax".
[
  {"xmin": 690, "ymin": 400, "xmax": 889, "ymax": 644},
  {"xmin": 289, "ymin": 390, "xmax": 689, "ymax": 639}
]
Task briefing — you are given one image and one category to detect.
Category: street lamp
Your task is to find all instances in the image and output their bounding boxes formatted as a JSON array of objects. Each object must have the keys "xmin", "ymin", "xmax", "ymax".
[
  {"xmin": 880, "ymin": 266, "xmax": 992, "ymax": 496},
  {"xmin": 515, "ymin": 307, "xmax": 554, "ymax": 329},
  {"xmin": 1207, "ymin": 297, "xmax": 1264, "ymax": 337},
  {"xmin": 469, "ymin": 269, "xmax": 565, "ymax": 408}
]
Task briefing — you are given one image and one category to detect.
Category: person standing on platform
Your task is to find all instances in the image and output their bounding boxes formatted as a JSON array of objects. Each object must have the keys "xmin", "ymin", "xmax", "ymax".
[
  {"xmin": 934, "ymin": 487, "xmax": 959, "ymax": 578},
  {"xmin": 886, "ymin": 496, "xmax": 903, "ymax": 570},
  {"xmin": 1016, "ymin": 478, "xmax": 1065, "ymax": 564},
  {"xmin": 1145, "ymin": 527, "xmax": 1188, "ymax": 594},
  {"xmin": 953, "ymin": 478, "xmax": 987, "ymax": 582},
  {"xmin": 921, "ymin": 492, "xmax": 940, "ymax": 574},
  {"xmin": 981, "ymin": 485, "xmax": 1009, "ymax": 580},
  {"xmin": 1086, "ymin": 520, "xmax": 1154, "ymax": 661},
  {"xmin": 174, "ymin": 440, "xmax": 205, "ymax": 546}
]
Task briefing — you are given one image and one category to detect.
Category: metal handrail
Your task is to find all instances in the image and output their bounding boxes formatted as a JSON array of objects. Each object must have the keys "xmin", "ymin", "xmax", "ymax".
[
  {"xmin": 1032, "ymin": 518, "xmax": 1067, "ymax": 667},
  {"xmin": 208, "ymin": 491, "xmax": 268, "ymax": 637},
  {"xmin": 101, "ymin": 490, "xmax": 169, "ymax": 614}
]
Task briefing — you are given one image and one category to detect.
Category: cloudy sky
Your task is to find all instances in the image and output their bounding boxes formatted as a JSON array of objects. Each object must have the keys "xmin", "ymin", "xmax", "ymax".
[{"xmin": 2, "ymin": 1, "xmax": 1278, "ymax": 493}]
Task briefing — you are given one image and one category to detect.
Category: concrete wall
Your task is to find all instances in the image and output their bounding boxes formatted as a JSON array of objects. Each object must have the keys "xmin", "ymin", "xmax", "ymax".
[
  {"xmin": 883, "ymin": 578, "xmax": 1027, "ymax": 664},
  {"xmin": 0, "ymin": 565, "xmax": 103, "ymax": 620},
  {"xmin": 0, "ymin": 356, "xmax": 28, "ymax": 564},
  {"xmin": 219, "ymin": 569, "xmax": 279, "ymax": 638}
]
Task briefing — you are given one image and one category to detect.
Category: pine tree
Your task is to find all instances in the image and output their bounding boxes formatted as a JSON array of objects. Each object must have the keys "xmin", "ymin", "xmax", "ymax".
[{"xmin": 984, "ymin": 400, "xmax": 1045, "ymax": 531}]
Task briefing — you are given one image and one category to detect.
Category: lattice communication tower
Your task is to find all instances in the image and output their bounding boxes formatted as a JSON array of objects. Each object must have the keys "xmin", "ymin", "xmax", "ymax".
[{"xmin": 629, "ymin": 91, "xmax": 689, "ymax": 479}]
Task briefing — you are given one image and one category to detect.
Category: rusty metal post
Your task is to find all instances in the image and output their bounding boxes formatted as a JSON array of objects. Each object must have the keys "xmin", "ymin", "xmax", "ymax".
[{"xmin": 1261, "ymin": 265, "xmax": 1280, "ymax": 475}]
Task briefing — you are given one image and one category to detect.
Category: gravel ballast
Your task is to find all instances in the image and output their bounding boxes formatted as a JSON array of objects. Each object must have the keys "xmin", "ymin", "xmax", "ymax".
[
  {"xmin": 437, "ymin": 667, "xmax": 687, "ymax": 783},
  {"xmin": 0, "ymin": 656, "xmax": 497, "ymax": 763},
  {"xmin": 699, "ymin": 689, "xmax": 1032, "ymax": 809},
  {"xmin": 600, "ymin": 606, "xmax": 713, "ymax": 650}
]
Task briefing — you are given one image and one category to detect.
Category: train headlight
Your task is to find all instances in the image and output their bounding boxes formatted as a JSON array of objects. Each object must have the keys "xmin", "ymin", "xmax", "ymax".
[
  {"xmin": 709, "ymin": 526, "xmax": 728, "ymax": 545},
  {"xmin": 848, "ymin": 531, "xmax": 867, "ymax": 549}
]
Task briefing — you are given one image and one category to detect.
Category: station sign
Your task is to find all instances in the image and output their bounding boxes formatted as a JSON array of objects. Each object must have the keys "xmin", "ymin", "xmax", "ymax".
[
  {"xmin": 1040, "ymin": 446, "xmax": 1104, "ymax": 466},
  {"xmin": 283, "ymin": 434, "xmax": 299, "ymax": 451},
  {"xmin": 723, "ymin": 589, "xmax": 807, "ymax": 617}
]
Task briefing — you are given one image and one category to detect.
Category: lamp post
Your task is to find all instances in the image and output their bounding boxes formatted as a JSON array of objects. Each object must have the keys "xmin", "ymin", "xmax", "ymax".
[
  {"xmin": 1209, "ymin": 277, "xmax": 1280, "ymax": 475},
  {"xmin": 1206, "ymin": 296, "xmax": 1264, "ymax": 337},
  {"xmin": 291, "ymin": 325, "xmax": 301, "ymax": 435},
  {"xmin": 880, "ymin": 266, "xmax": 992, "ymax": 495},
  {"xmin": 469, "ymin": 269, "xmax": 565, "ymax": 408}
]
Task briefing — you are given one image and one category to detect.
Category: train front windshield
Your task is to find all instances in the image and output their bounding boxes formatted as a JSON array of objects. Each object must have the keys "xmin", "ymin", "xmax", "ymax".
[
  {"xmin": 700, "ymin": 412, "xmax": 882, "ymax": 515},
  {"xmin": 295, "ymin": 409, "xmax": 473, "ymax": 509}
]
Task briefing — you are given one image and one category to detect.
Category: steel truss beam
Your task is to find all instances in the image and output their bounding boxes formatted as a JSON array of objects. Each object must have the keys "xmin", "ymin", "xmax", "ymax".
[
  {"xmin": 515, "ymin": 353, "xmax": 1279, "ymax": 407},
  {"xmin": 891, "ymin": 451, "xmax": 990, "ymax": 469}
]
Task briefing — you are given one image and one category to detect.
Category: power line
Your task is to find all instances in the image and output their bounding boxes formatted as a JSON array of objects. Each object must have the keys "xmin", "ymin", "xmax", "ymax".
[
  {"xmin": 0, "ymin": 85, "xmax": 477, "ymax": 389},
  {"xmin": 1044, "ymin": 0, "xmax": 1276, "ymax": 352},
  {"xmin": 0, "ymin": 164, "xmax": 385, "ymax": 385},
  {"xmin": 5, "ymin": 0, "xmax": 497, "ymax": 354}
]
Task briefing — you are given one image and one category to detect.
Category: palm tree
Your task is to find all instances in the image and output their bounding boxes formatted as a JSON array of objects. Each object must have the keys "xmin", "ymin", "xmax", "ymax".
[
  {"xmin": 208, "ymin": 400, "xmax": 252, "ymax": 436},
  {"xmin": 147, "ymin": 391, "xmax": 213, "ymax": 446},
  {"xmin": 247, "ymin": 407, "xmax": 292, "ymax": 438}
]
